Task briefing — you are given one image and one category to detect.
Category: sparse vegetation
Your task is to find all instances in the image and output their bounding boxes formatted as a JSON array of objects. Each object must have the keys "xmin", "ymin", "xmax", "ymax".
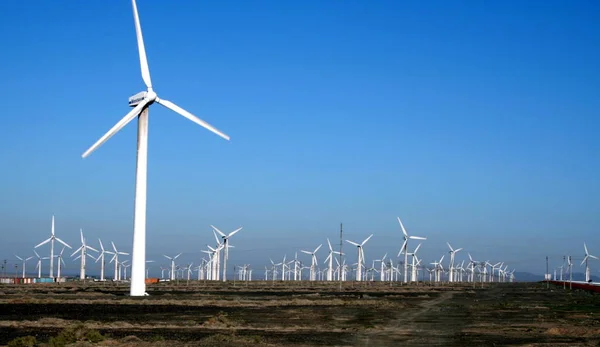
[
  {"xmin": 1, "ymin": 282, "xmax": 600, "ymax": 346},
  {"xmin": 7, "ymin": 336, "xmax": 37, "ymax": 347}
]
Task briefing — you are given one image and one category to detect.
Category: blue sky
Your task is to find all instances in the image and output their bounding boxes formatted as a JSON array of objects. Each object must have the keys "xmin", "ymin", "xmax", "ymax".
[{"xmin": 0, "ymin": 0, "xmax": 598, "ymax": 276}]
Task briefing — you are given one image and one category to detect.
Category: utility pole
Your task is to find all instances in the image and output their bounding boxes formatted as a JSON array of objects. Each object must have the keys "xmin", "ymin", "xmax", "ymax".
[
  {"xmin": 546, "ymin": 256, "xmax": 549, "ymax": 289},
  {"xmin": 339, "ymin": 223, "xmax": 343, "ymax": 291},
  {"xmin": 2, "ymin": 259, "xmax": 6, "ymax": 277}
]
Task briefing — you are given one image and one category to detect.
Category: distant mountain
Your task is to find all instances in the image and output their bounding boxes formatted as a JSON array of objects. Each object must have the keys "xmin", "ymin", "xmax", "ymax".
[
  {"xmin": 514, "ymin": 271, "xmax": 600, "ymax": 283},
  {"xmin": 513, "ymin": 272, "xmax": 544, "ymax": 282}
]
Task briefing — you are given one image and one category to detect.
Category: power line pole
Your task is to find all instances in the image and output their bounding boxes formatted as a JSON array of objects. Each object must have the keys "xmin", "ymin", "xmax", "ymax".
[
  {"xmin": 339, "ymin": 223, "xmax": 343, "ymax": 291},
  {"xmin": 546, "ymin": 256, "xmax": 549, "ymax": 289}
]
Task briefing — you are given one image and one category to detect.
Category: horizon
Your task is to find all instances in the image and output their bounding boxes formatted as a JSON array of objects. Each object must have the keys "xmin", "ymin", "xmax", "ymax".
[{"xmin": 1, "ymin": 1, "xmax": 599, "ymax": 277}]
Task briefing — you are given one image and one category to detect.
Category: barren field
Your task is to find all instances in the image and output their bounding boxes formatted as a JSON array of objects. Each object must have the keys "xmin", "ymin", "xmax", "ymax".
[{"xmin": 1, "ymin": 281, "xmax": 599, "ymax": 346}]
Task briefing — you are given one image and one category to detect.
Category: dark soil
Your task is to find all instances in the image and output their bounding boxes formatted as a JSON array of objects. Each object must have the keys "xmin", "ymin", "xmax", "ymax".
[{"xmin": 1, "ymin": 281, "xmax": 599, "ymax": 346}]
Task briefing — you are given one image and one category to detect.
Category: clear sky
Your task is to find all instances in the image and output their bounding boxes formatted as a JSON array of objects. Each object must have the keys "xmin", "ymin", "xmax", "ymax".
[{"xmin": 0, "ymin": 0, "xmax": 598, "ymax": 277}]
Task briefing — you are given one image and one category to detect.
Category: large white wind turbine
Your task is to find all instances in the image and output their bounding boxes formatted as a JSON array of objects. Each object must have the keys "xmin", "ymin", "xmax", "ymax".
[
  {"xmin": 81, "ymin": 0, "xmax": 231, "ymax": 297},
  {"xmin": 346, "ymin": 234, "xmax": 373, "ymax": 282},
  {"xmin": 211, "ymin": 225, "xmax": 242, "ymax": 282},
  {"xmin": 34, "ymin": 215, "xmax": 71, "ymax": 278},
  {"xmin": 581, "ymin": 243, "xmax": 598, "ymax": 283},
  {"xmin": 396, "ymin": 217, "xmax": 426, "ymax": 283}
]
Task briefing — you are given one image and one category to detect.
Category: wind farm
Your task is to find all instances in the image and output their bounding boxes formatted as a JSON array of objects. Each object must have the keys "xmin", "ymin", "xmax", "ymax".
[{"xmin": 1, "ymin": 0, "xmax": 599, "ymax": 346}]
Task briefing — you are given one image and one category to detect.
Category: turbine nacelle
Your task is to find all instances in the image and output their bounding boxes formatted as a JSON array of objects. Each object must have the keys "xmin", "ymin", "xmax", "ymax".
[{"xmin": 128, "ymin": 91, "xmax": 147, "ymax": 107}]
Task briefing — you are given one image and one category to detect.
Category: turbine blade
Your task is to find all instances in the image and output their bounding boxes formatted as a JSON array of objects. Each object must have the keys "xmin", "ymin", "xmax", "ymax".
[
  {"xmin": 346, "ymin": 240, "xmax": 359, "ymax": 247},
  {"xmin": 447, "ymin": 242, "xmax": 453, "ymax": 252},
  {"xmin": 81, "ymin": 100, "xmax": 149, "ymax": 158},
  {"xmin": 398, "ymin": 240, "xmax": 407, "ymax": 257},
  {"xmin": 397, "ymin": 217, "xmax": 408, "ymax": 237},
  {"xmin": 35, "ymin": 238, "xmax": 51, "ymax": 248},
  {"xmin": 414, "ymin": 243, "xmax": 422, "ymax": 254},
  {"xmin": 156, "ymin": 98, "xmax": 230, "ymax": 140},
  {"xmin": 55, "ymin": 238, "xmax": 71, "ymax": 249},
  {"xmin": 131, "ymin": 0, "xmax": 152, "ymax": 88},
  {"xmin": 15, "ymin": 255, "xmax": 23, "ymax": 261},
  {"xmin": 228, "ymin": 227, "xmax": 243, "ymax": 238},
  {"xmin": 361, "ymin": 234, "xmax": 373, "ymax": 246},
  {"xmin": 314, "ymin": 244, "xmax": 322, "ymax": 253},
  {"xmin": 410, "ymin": 236, "xmax": 426, "ymax": 240},
  {"xmin": 211, "ymin": 225, "xmax": 227, "ymax": 237}
]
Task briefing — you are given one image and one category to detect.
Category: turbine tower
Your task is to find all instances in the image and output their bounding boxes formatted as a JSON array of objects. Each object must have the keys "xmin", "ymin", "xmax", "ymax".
[
  {"xmin": 34, "ymin": 215, "xmax": 71, "ymax": 278},
  {"xmin": 81, "ymin": 0, "xmax": 231, "ymax": 297},
  {"xmin": 396, "ymin": 217, "xmax": 426, "ymax": 283},
  {"xmin": 211, "ymin": 225, "xmax": 242, "ymax": 282}
]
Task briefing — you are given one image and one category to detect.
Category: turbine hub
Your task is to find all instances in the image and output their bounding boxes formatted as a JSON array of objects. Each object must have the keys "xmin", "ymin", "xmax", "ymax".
[{"xmin": 146, "ymin": 90, "xmax": 157, "ymax": 102}]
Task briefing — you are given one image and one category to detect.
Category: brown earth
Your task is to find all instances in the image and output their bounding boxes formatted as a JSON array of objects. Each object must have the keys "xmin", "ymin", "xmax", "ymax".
[{"xmin": 0, "ymin": 281, "xmax": 599, "ymax": 346}]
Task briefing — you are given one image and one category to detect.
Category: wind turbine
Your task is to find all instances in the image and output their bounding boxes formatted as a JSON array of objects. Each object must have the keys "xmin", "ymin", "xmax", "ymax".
[
  {"xmin": 396, "ymin": 217, "xmax": 426, "ymax": 283},
  {"xmin": 56, "ymin": 247, "xmax": 67, "ymax": 279},
  {"xmin": 15, "ymin": 255, "xmax": 33, "ymax": 278},
  {"xmin": 71, "ymin": 229, "xmax": 98, "ymax": 280},
  {"xmin": 301, "ymin": 244, "xmax": 322, "ymax": 281},
  {"xmin": 447, "ymin": 242, "xmax": 463, "ymax": 283},
  {"xmin": 325, "ymin": 238, "xmax": 343, "ymax": 281},
  {"xmin": 581, "ymin": 243, "xmax": 598, "ymax": 283},
  {"xmin": 81, "ymin": 0, "xmax": 231, "ymax": 297},
  {"xmin": 211, "ymin": 225, "xmax": 242, "ymax": 282},
  {"xmin": 33, "ymin": 250, "xmax": 49, "ymax": 278},
  {"xmin": 110, "ymin": 242, "xmax": 129, "ymax": 281},
  {"xmin": 164, "ymin": 253, "xmax": 182, "ymax": 281},
  {"xmin": 96, "ymin": 239, "xmax": 114, "ymax": 281},
  {"xmin": 34, "ymin": 215, "xmax": 71, "ymax": 278},
  {"xmin": 346, "ymin": 234, "xmax": 373, "ymax": 282}
]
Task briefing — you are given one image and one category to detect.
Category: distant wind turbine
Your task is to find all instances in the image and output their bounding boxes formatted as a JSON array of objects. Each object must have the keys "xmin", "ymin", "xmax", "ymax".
[
  {"xmin": 396, "ymin": 217, "xmax": 426, "ymax": 283},
  {"xmin": 34, "ymin": 215, "xmax": 71, "ymax": 278},
  {"xmin": 211, "ymin": 225, "xmax": 242, "ymax": 282},
  {"xmin": 346, "ymin": 234, "xmax": 373, "ymax": 282}
]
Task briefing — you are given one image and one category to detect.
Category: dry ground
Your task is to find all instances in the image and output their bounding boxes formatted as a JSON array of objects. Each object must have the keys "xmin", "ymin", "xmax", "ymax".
[{"xmin": 0, "ymin": 281, "xmax": 599, "ymax": 346}]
